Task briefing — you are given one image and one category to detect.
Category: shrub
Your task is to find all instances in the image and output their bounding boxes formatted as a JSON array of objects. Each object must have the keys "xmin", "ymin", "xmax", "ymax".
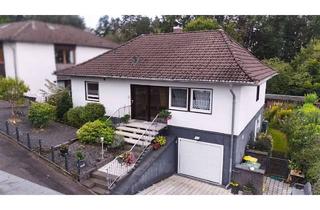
[
  {"xmin": 252, "ymin": 133, "xmax": 273, "ymax": 153},
  {"xmin": 48, "ymin": 90, "xmax": 73, "ymax": 121},
  {"xmin": 82, "ymin": 103, "xmax": 106, "ymax": 122},
  {"xmin": 313, "ymin": 179, "xmax": 320, "ymax": 195},
  {"xmin": 304, "ymin": 92, "xmax": 318, "ymax": 104},
  {"xmin": 121, "ymin": 114, "xmax": 130, "ymax": 124},
  {"xmin": 109, "ymin": 134, "xmax": 125, "ymax": 149},
  {"xmin": 28, "ymin": 102, "xmax": 55, "ymax": 128},
  {"xmin": 306, "ymin": 161, "xmax": 320, "ymax": 184},
  {"xmin": 66, "ymin": 106, "xmax": 86, "ymax": 128},
  {"xmin": 154, "ymin": 135, "xmax": 167, "ymax": 146},
  {"xmin": 77, "ymin": 120, "xmax": 114, "ymax": 144}
]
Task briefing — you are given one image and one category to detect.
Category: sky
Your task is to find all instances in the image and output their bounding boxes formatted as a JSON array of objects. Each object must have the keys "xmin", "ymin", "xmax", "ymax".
[{"xmin": 82, "ymin": 14, "xmax": 104, "ymax": 29}]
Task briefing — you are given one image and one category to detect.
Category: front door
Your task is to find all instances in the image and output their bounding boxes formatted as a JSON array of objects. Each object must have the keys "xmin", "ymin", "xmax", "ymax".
[{"xmin": 131, "ymin": 85, "xmax": 169, "ymax": 121}]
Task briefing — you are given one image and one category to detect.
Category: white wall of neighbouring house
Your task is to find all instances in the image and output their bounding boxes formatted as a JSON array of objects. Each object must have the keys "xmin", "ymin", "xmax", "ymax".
[
  {"xmin": 2, "ymin": 42, "xmax": 111, "ymax": 101},
  {"xmin": 70, "ymin": 77, "xmax": 266, "ymax": 135},
  {"xmin": 75, "ymin": 46, "xmax": 109, "ymax": 64}
]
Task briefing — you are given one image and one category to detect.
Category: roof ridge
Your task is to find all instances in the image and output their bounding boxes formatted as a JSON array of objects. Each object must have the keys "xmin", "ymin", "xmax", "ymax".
[
  {"xmin": 11, "ymin": 21, "xmax": 31, "ymax": 40},
  {"xmin": 55, "ymin": 34, "xmax": 145, "ymax": 75},
  {"xmin": 218, "ymin": 30, "xmax": 254, "ymax": 83}
]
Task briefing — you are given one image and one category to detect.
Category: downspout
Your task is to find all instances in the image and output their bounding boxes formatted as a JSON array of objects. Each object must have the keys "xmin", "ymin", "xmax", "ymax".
[{"xmin": 228, "ymin": 86, "xmax": 236, "ymax": 186}]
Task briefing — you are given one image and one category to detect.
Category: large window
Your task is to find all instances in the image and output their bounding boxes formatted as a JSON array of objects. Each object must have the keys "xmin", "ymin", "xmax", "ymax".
[
  {"xmin": 55, "ymin": 45, "xmax": 75, "ymax": 64},
  {"xmin": 190, "ymin": 89, "xmax": 212, "ymax": 113},
  {"xmin": 256, "ymin": 85, "xmax": 260, "ymax": 101},
  {"xmin": 85, "ymin": 81, "xmax": 99, "ymax": 101},
  {"xmin": 169, "ymin": 88, "xmax": 188, "ymax": 111}
]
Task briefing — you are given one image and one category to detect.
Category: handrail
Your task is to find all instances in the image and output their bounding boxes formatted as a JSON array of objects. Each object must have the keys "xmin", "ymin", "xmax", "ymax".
[
  {"xmin": 105, "ymin": 113, "xmax": 160, "ymax": 189},
  {"xmin": 107, "ymin": 105, "xmax": 131, "ymax": 121}
]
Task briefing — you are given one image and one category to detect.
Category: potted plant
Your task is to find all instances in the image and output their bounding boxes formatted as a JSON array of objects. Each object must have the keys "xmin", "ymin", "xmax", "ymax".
[
  {"xmin": 158, "ymin": 110, "xmax": 172, "ymax": 123},
  {"xmin": 59, "ymin": 144, "xmax": 69, "ymax": 157},
  {"xmin": 229, "ymin": 181, "xmax": 240, "ymax": 194},
  {"xmin": 242, "ymin": 183, "xmax": 256, "ymax": 195},
  {"xmin": 121, "ymin": 114, "xmax": 130, "ymax": 124},
  {"xmin": 119, "ymin": 151, "xmax": 136, "ymax": 165},
  {"xmin": 152, "ymin": 135, "xmax": 167, "ymax": 150},
  {"xmin": 75, "ymin": 150, "xmax": 86, "ymax": 168}
]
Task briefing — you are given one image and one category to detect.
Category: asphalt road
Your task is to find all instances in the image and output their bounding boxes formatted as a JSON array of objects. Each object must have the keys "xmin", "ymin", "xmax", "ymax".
[{"xmin": 0, "ymin": 133, "xmax": 92, "ymax": 195}]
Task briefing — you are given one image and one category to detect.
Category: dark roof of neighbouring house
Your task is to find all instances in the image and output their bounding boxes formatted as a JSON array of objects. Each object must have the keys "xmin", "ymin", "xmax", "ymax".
[
  {"xmin": 55, "ymin": 30, "xmax": 277, "ymax": 84},
  {"xmin": 0, "ymin": 20, "xmax": 118, "ymax": 49}
]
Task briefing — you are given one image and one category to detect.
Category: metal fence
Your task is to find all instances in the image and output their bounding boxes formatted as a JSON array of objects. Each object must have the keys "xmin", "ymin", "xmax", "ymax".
[{"xmin": 0, "ymin": 120, "xmax": 83, "ymax": 181}]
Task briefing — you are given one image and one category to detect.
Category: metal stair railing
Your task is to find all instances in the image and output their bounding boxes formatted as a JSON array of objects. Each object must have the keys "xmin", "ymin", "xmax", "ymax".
[
  {"xmin": 104, "ymin": 113, "xmax": 160, "ymax": 189},
  {"xmin": 106, "ymin": 105, "xmax": 131, "ymax": 127}
]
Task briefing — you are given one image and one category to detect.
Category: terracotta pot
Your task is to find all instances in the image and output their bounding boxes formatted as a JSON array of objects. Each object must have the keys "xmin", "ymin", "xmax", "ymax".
[{"xmin": 152, "ymin": 142, "xmax": 161, "ymax": 150}]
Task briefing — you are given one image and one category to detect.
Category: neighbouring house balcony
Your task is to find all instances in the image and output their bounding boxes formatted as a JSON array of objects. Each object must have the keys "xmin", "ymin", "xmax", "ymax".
[{"xmin": 55, "ymin": 63, "xmax": 75, "ymax": 71}]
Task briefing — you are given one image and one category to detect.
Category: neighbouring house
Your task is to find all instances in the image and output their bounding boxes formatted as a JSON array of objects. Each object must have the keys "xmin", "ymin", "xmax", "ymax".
[
  {"xmin": 55, "ymin": 29, "xmax": 276, "ymax": 187},
  {"xmin": 0, "ymin": 20, "xmax": 118, "ymax": 100}
]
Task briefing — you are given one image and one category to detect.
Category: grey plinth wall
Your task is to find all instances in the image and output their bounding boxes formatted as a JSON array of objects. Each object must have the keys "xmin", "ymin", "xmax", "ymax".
[
  {"xmin": 233, "ymin": 164, "xmax": 266, "ymax": 195},
  {"xmin": 111, "ymin": 136, "xmax": 177, "ymax": 195}
]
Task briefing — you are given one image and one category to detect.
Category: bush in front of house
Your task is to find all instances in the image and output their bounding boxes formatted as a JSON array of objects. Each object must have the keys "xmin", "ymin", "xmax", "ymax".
[
  {"xmin": 251, "ymin": 133, "xmax": 273, "ymax": 153},
  {"xmin": 48, "ymin": 90, "xmax": 73, "ymax": 121},
  {"xmin": 66, "ymin": 103, "xmax": 106, "ymax": 128},
  {"xmin": 81, "ymin": 103, "xmax": 106, "ymax": 122},
  {"xmin": 28, "ymin": 102, "xmax": 56, "ymax": 128},
  {"xmin": 66, "ymin": 106, "xmax": 86, "ymax": 128},
  {"xmin": 77, "ymin": 119, "xmax": 114, "ymax": 144},
  {"xmin": 304, "ymin": 92, "xmax": 318, "ymax": 104},
  {"xmin": 109, "ymin": 134, "xmax": 125, "ymax": 149}
]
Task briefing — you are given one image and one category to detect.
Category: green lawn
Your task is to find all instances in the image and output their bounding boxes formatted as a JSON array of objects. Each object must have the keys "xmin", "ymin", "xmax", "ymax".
[{"xmin": 268, "ymin": 128, "xmax": 288, "ymax": 157}]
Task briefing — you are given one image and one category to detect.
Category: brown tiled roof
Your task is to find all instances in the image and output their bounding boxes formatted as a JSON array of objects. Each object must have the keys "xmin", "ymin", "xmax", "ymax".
[
  {"xmin": 0, "ymin": 20, "xmax": 118, "ymax": 49},
  {"xmin": 55, "ymin": 30, "xmax": 276, "ymax": 84}
]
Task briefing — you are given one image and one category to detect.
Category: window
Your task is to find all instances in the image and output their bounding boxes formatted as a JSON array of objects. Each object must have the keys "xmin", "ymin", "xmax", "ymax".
[
  {"xmin": 85, "ymin": 82, "xmax": 99, "ymax": 101},
  {"xmin": 190, "ymin": 89, "xmax": 212, "ymax": 113},
  {"xmin": 55, "ymin": 45, "xmax": 75, "ymax": 64},
  {"xmin": 256, "ymin": 85, "xmax": 260, "ymax": 101},
  {"xmin": 169, "ymin": 88, "xmax": 188, "ymax": 111}
]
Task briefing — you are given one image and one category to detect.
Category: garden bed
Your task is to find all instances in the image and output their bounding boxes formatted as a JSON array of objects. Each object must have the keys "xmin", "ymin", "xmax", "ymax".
[{"xmin": 268, "ymin": 128, "xmax": 288, "ymax": 158}]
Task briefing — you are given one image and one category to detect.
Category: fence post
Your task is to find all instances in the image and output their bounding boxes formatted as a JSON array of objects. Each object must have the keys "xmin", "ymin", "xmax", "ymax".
[
  {"xmin": 5, "ymin": 121, "xmax": 9, "ymax": 135},
  {"xmin": 15, "ymin": 127, "xmax": 19, "ymax": 142},
  {"xmin": 51, "ymin": 146, "xmax": 55, "ymax": 163},
  {"xmin": 38, "ymin": 139, "xmax": 42, "ymax": 155},
  {"xmin": 77, "ymin": 160, "xmax": 81, "ymax": 181},
  {"xmin": 64, "ymin": 155, "xmax": 69, "ymax": 171},
  {"xmin": 27, "ymin": 133, "xmax": 31, "ymax": 149}
]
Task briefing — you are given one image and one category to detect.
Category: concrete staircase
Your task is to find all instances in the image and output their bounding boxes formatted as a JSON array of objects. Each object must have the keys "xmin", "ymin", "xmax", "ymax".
[
  {"xmin": 82, "ymin": 171, "xmax": 112, "ymax": 195},
  {"xmin": 115, "ymin": 120, "xmax": 167, "ymax": 146}
]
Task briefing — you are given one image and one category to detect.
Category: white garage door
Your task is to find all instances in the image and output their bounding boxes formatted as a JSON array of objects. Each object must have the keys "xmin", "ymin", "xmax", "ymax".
[{"xmin": 178, "ymin": 138, "xmax": 224, "ymax": 185}]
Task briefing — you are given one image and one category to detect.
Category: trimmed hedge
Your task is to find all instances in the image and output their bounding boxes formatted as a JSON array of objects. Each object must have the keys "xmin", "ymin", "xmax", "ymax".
[{"xmin": 77, "ymin": 120, "xmax": 114, "ymax": 144}]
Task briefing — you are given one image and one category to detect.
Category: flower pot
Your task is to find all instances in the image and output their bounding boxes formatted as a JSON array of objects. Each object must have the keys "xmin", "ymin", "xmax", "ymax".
[
  {"xmin": 78, "ymin": 159, "xmax": 86, "ymax": 168},
  {"xmin": 231, "ymin": 186, "xmax": 240, "ymax": 194},
  {"xmin": 152, "ymin": 142, "xmax": 161, "ymax": 150}
]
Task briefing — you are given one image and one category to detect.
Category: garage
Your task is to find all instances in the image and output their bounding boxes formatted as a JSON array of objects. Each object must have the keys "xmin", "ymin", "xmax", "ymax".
[{"xmin": 178, "ymin": 138, "xmax": 224, "ymax": 185}]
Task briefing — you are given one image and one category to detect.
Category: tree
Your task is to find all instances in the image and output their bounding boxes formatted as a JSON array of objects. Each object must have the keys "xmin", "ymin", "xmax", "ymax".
[
  {"xmin": 184, "ymin": 16, "xmax": 221, "ymax": 32},
  {"xmin": 0, "ymin": 77, "xmax": 29, "ymax": 120}
]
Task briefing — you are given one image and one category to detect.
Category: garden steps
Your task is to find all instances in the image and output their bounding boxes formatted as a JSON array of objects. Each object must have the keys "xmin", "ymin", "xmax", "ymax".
[
  {"xmin": 91, "ymin": 186, "xmax": 109, "ymax": 195},
  {"xmin": 117, "ymin": 126, "xmax": 158, "ymax": 136},
  {"xmin": 115, "ymin": 130, "xmax": 154, "ymax": 142}
]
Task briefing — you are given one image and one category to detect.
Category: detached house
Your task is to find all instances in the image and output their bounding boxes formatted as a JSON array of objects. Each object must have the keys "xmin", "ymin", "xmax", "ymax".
[
  {"xmin": 0, "ymin": 20, "xmax": 118, "ymax": 100},
  {"xmin": 56, "ymin": 30, "xmax": 276, "ymax": 186}
]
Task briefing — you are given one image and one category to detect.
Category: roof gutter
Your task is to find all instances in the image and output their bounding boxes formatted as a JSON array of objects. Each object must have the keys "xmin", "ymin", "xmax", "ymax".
[{"xmin": 228, "ymin": 86, "xmax": 236, "ymax": 186}]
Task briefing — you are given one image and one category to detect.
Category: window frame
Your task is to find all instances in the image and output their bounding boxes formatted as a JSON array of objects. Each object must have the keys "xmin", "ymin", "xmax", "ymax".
[
  {"xmin": 85, "ymin": 81, "xmax": 99, "ymax": 102},
  {"xmin": 169, "ymin": 87, "xmax": 189, "ymax": 111},
  {"xmin": 54, "ymin": 44, "xmax": 76, "ymax": 64},
  {"xmin": 190, "ymin": 88, "xmax": 213, "ymax": 114}
]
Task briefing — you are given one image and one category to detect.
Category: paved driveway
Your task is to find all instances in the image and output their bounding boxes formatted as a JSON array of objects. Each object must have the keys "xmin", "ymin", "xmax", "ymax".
[
  {"xmin": 0, "ymin": 133, "xmax": 92, "ymax": 195},
  {"xmin": 138, "ymin": 175, "xmax": 232, "ymax": 195}
]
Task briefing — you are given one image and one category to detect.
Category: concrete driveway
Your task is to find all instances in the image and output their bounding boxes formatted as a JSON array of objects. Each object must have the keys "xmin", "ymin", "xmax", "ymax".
[
  {"xmin": 0, "ymin": 133, "xmax": 92, "ymax": 195},
  {"xmin": 138, "ymin": 175, "xmax": 232, "ymax": 195}
]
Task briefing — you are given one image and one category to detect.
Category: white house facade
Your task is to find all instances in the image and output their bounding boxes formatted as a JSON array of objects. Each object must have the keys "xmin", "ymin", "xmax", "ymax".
[
  {"xmin": 0, "ymin": 20, "xmax": 118, "ymax": 100},
  {"xmin": 56, "ymin": 30, "xmax": 276, "ymax": 186}
]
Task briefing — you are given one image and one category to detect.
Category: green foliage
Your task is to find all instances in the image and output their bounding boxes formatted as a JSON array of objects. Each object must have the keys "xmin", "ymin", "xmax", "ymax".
[
  {"xmin": 66, "ymin": 106, "xmax": 86, "ymax": 128},
  {"xmin": 313, "ymin": 178, "xmax": 320, "ymax": 195},
  {"xmin": 268, "ymin": 128, "xmax": 288, "ymax": 157},
  {"xmin": 66, "ymin": 103, "xmax": 106, "ymax": 128},
  {"xmin": 306, "ymin": 161, "xmax": 320, "ymax": 184},
  {"xmin": 250, "ymin": 133, "xmax": 273, "ymax": 153},
  {"xmin": 154, "ymin": 136, "xmax": 167, "ymax": 146},
  {"xmin": 48, "ymin": 90, "xmax": 72, "ymax": 121},
  {"xmin": 184, "ymin": 17, "xmax": 221, "ymax": 32},
  {"xmin": 75, "ymin": 150, "xmax": 85, "ymax": 161},
  {"xmin": 28, "ymin": 102, "xmax": 55, "ymax": 128},
  {"xmin": 304, "ymin": 92, "xmax": 319, "ymax": 104},
  {"xmin": 77, "ymin": 120, "xmax": 115, "ymax": 144},
  {"xmin": 158, "ymin": 109, "xmax": 172, "ymax": 119},
  {"xmin": 121, "ymin": 114, "xmax": 130, "ymax": 123},
  {"xmin": 264, "ymin": 104, "xmax": 293, "ymax": 130},
  {"xmin": 0, "ymin": 77, "xmax": 29, "ymax": 117},
  {"xmin": 109, "ymin": 134, "xmax": 125, "ymax": 149},
  {"xmin": 82, "ymin": 103, "xmax": 105, "ymax": 122}
]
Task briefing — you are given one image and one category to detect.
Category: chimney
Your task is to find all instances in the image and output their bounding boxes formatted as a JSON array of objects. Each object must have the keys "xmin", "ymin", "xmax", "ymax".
[{"xmin": 173, "ymin": 26, "xmax": 183, "ymax": 33}]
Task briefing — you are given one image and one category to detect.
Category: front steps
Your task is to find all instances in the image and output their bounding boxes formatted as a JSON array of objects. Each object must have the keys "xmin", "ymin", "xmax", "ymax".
[
  {"xmin": 82, "ymin": 171, "xmax": 112, "ymax": 195},
  {"xmin": 115, "ymin": 120, "xmax": 167, "ymax": 146}
]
